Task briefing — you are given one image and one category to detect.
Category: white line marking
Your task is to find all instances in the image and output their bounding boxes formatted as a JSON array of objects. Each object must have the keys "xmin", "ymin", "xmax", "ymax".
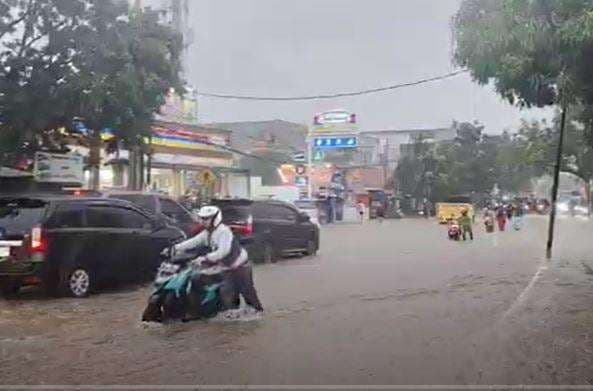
[{"xmin": 503, "ymin": 263, "xmax": 548, "ymax": 319}]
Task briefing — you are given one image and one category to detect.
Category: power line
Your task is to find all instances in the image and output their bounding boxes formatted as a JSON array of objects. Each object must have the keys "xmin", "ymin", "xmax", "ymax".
[{"xmin": 197, "ymin": 70, "xmax": 468, "ymax": 101}]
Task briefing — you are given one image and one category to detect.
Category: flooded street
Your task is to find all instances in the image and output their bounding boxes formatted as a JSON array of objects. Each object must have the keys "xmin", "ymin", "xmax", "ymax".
[{"xmin": 2, "ymin": 217, "xmax": 593, "ymax": 385}]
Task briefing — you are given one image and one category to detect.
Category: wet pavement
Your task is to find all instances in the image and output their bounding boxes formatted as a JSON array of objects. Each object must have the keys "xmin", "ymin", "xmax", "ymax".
[{"xmin": 1, "ymin": 216, "xmax": 593, "ymax": 386}]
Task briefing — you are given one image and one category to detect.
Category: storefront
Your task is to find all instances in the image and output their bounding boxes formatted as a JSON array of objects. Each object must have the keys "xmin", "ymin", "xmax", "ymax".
[
  {"xmin": 145, "ymin": 121, "xmax": 249, "ymax": 200},
  {"xmin": 46, "ymin": 120, "xmax": 249, "ymax": 200}
]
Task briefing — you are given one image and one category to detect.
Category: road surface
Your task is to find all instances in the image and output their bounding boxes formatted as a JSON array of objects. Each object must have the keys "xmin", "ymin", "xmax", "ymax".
[{"xmin": 1, "ymin": 216, "xmax": 592, "ymax": 386}]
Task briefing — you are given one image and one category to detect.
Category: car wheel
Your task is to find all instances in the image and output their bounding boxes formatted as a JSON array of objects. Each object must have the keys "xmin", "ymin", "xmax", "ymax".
[
  {"xmin": 306, "ymin": 239, "xmax": 318, "ymax": 256},
  {"xmin": 1, "ymin": 281, "xmax": 21, "ymax": 296},
  {"xmin": 63, "ymin": 267, "xmax": 92, "ymax": 298}
]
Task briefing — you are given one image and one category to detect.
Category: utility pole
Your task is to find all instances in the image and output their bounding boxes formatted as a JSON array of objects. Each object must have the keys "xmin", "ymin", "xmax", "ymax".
[
  {"xmin": 307, "ymin": 131, "xmax": 313, "ymax": 199},
  {"xmin": 546, "ymin": 104, "xmax": 568, "ymax": 260}
]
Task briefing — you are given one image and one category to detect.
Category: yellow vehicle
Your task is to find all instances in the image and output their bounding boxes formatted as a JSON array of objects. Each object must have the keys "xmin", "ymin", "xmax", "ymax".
[{"xmin": 436, "ymin": 195, "xmax": 475, "ymax": 224}]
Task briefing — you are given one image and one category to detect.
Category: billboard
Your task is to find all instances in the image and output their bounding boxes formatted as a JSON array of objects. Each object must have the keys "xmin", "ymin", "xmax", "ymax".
[
  {"xmin": 311, "ymin": 110, "xmax": 358, "ymax": 135},
  {"xmin": 34, "ymin": 152, "xmax": 84, "ymax": 184}
]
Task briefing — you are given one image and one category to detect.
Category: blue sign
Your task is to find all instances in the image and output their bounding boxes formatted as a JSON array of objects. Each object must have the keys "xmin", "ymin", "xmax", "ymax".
[{"xmin": 313, "ymin": 137, "xmax": 358, "ymax": 149}]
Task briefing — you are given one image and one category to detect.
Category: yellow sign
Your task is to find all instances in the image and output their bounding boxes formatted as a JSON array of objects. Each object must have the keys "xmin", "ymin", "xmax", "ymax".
[{"xmin": 198, "ymin": 169, "xmax": 217, "ymax": 186}]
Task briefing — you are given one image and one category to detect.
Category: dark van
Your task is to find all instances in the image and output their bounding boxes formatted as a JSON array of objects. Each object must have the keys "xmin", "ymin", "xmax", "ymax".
[{"xmin": 0, "ymin": 195, "xmax": 185, "ymax": 297}]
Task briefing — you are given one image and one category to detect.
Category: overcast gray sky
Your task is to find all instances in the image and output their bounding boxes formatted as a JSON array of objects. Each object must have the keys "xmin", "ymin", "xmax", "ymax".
[{"xmin": 184, "ymin": 0, "xmax": 552, "ymax": 132}]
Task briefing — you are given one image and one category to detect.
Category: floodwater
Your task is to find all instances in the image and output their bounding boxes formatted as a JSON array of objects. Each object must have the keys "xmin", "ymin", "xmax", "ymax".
[{"xmin": 1, "ymin": 217, "xmax": 592, "ymax": 385}]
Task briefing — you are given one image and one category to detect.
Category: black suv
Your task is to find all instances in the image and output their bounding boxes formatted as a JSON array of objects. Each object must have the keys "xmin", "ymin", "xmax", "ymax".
[
  {"xmin": 103, "ymin": 191, "xmax": 202, "ymax": 237},
  {"xmin": 0, "ymin": 195, "xmax": 185, "ymax": 297},
  {"xmin": 212, "ymin": 199, "xmax": 320, "ymax": 263}
]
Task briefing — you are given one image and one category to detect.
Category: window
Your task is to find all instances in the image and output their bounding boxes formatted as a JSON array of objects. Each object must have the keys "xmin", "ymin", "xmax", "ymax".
[
  {"xmin": 0, "ymin": 199, "xmax": 48, "ymax": 235},
  {"xmin": 118, "ymin": 209, "xmax": 152, "ymax": 229},
  {"xmin": 86, "ymin": 206, "xmax": 123, "ymax": 228},
  {"xmin": 251, "ymin": 203, "xmax": 269, "ymax": 220},
  {"xmin": 159, "ymin": 198, "xmax": 192, "ymax": 223},
  {"xmin": 268, "ymin": 204, "xmax": 296, "ymax": 222},
  {"xmin": 109, "ymin": 194, "xmax": 156, "ymax": 214},
  {"xmin": 48, "ymin": 204, "xmax": 85, "ymax": 228},
  {"xmin": 221, "ymin": 206, "xmax": 251, "ymax": 224},
  {"xmin": 86, "ymin": 206, "xmax": 151, "ymax": 229}
]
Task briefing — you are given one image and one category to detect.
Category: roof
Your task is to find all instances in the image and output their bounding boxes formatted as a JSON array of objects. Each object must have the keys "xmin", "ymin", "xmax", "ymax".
[
  {"xmin": 153, "ymin": 120, "xmax": 231, "ymax": 135},
  {"xmin": 361, "ymin": 128, "xmax": 452, "ymax": 136},
  {"xmin": 209, "ymin": 120, "xmax": 307, "ymax": 152}
]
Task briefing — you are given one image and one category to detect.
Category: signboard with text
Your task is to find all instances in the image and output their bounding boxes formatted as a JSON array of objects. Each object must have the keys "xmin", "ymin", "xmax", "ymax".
[
  {"xmin": 34, "ymin": 152, "xmax": 84, "ymax": 184},
  {"xmin": 311, "ymin": 110, "xmax": 358, "ymax": 135},
  {"xmin": 313, "ymin": 136, "xmax": 358, "ymax": 149}
]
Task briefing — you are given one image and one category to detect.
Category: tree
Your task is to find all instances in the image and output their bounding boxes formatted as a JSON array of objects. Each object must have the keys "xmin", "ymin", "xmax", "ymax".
[
  {"xmin": 0, "ymin": 0, "xmax": 85, "ymax": 161},
  {"xmin": 58, "ymin": 1, "xmax": 184, "ymax": 188},
  {"xmin": 0, "ymin": 0, "xmax": 184, "ymax": 189},
  {"xmin": 395, "ymin": 135, "xmax": 436, "ymax": 206},
  {"xmin": 452, "ymin": 0, "xmax": 593, "ymax": 257},
  {"xmin": 453, "ymin": 0, "xmax": 593, "ymax": 108}
]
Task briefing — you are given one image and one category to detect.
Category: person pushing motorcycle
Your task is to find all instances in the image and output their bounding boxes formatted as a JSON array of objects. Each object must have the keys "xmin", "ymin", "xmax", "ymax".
[
  {"xmin": 458, "ymin": 209, "xmax": 474, "ymax": 241},
  {"xmin": 171, "ymin": 205, "xmax": 264, "ymax": 312}
]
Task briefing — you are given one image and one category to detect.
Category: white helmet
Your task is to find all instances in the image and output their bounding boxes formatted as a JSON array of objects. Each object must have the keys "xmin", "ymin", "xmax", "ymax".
[{"xmin": 197, "ymin": 205, "xmax": 222, "ymax": 229}]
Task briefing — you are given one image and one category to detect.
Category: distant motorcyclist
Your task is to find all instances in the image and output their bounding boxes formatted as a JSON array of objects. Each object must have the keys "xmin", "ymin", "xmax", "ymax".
[{"xmin": 172, "ymin": 205, "xmax": 264, "ymax": 312}]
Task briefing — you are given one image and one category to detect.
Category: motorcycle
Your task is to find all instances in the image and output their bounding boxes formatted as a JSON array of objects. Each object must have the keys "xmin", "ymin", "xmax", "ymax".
[
  {"xmin": 141, "ymin": 246, "xmax": 235, "ymax": 323},
  {"xmin": 448, "ymin": 222, "xmax": 461, "ymax": 241}
]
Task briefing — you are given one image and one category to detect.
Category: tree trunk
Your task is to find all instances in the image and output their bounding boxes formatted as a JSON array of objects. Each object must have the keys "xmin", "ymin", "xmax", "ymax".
[
  {"xmin": 89, "ymin": 129, "xmax": 102, "ymax": 190},
  {"xmin": 128, "ymin": 146, "xmax": 136, "ymax": 190},
  {"xmin": 146, "ymin": 136, "xmax": 152, "ymax": 189}
]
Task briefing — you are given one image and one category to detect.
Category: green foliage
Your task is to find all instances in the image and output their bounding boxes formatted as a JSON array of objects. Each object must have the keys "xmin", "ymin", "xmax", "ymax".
[
  {"xmin": 399, "ymin": 121, "xmax": 542, "ymax": 202},
  {"xmin": 453, "ymin": 0, "xmax": 593, "ymax": 107},
  {"xmin": 400, "ymin": 114, "xmax": 593, "ymax": 203},
  {"xmin": 0, "ymin": 0, "xmax": 184, "ymax": 160}
]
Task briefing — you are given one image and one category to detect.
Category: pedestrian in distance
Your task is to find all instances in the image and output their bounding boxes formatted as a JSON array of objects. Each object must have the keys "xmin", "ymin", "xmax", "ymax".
[
  {"xmin": 458, "ymin": 209, "xmax": 474, "ymax": 241},
  {"xmin": 422, "ymin": 198, "xmax": 430, "ymax": 219},
  {"xmin": 513, "ymin": 203, "xmax": 524, "ymax": 231},
  {"xmin": 356, "ymin": 201, "xmax": 365, "ymax": 224},
  {"xmin": 506, "ymin": 204, "xmax": 513, "ymax": 222},
  {"xmin": 496, "ymin": 206, "xmax": 507, "ymax": 231}
]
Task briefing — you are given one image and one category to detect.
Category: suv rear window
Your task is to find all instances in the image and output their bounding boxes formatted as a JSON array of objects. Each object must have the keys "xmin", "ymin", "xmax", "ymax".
[
  {"xmin": 220, "ymin": 206, "xmax": 251, "ymax": 223},
  {"xmin": 108, "ymin": 194, "xmax": 156, "ymax": 213},
  {"xmin": 0, "ymin": 198, "xmax": 48, "ymax": 237}
]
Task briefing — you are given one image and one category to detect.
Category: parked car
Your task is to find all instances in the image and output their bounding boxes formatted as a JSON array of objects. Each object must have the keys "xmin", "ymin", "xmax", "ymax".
[
  {"xmin": 212, "ymin": 199, "xmax": 320, "ymax": 263},
  {"xmin": 293, "ymin": 199, "xmax": 322, "ymax": 226},
  {"xmin": 103, "ymin": 191, "xmax": 202, "ymax": 237},
  {"xmin": 0, "ymin": 195, "xmax": 185, "ymax": 297}
]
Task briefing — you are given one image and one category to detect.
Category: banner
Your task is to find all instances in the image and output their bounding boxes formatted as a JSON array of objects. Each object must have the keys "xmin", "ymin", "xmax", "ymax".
[{"xmin": 34, "ymin": 152, "xmax": 84, "ymax": 184}]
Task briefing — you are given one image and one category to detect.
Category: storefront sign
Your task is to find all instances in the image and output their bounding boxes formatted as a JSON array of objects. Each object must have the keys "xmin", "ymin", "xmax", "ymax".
[
  {"xmin": 295, "ymin": 175, "xmax": 309, "ymax": 187},
  {"xmin": 34, "ymin": 152, "xmax": 84, "ymax": 184},
  {"xmin": 313, "ymin": 136, "xmax": 358, "ymax": 149},
  {"xmin": 311, "ymin": 110, "xmax": 358, "ymax": 135},
  {"xmin": 151, "ymin": 125, "xmax": 229, "ymax": 152},
  {"xmin": 198, "ymin": 169, "xmax": 217, "ymax": 186}
]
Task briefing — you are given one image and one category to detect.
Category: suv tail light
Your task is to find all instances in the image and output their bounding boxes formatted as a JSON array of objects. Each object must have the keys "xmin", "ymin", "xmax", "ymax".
[
  {"xmin": 30, "ymin": 225, "xmax": 46, "ymax": 253},
  {"xmin": 230, "ymin": 215, "xmax": 253, "ymax": 236}
]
